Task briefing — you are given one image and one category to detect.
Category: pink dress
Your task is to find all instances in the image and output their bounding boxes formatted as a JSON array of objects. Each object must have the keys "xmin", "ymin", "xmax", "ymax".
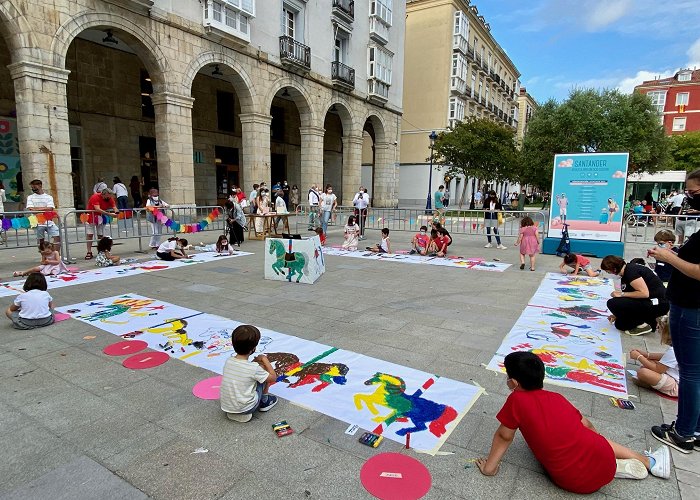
[{"xmin": 519, "ymin": 226, "xmax": 539, "ymax": 255}]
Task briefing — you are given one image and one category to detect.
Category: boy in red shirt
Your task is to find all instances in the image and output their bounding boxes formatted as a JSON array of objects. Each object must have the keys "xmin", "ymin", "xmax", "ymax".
[
  {"xmin": 410, "ymin": 226, "xmax": 430, "ymax": 255},
  {"xmin": 476, "ymin": 352, "xmax": 670, "ymax": 494},
  {"xmin": 560, "ymin": 253, "xmax": 599, "ymax": 277},
  {"xmin": 427, "ymin": 229, "xmax": 449, "ymax": 257}
]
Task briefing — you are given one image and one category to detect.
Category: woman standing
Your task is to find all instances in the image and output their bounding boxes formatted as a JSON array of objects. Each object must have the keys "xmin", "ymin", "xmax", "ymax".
[
  {"xmin": 145, "ymin": 188, "xmax": 169, "ymax": 249},
  {"xmin": 0, "ymin": 181, "xmax": 7, "ymax": 245},
  {"xmin": 130, "ymin": 176, "xmax": 143, "ymax": 208},
  {"xmin": 254, "ymin": 188, "xmax": 269, "ymax": 234},
  {"xmin": 320, "ymin": 184, "xmax": 337, "ymax": 235},
  {"xmin": 225, "ymin": 199, "xmax": 245, "ymax": 246},
  {"xmin": 648, "ymin": 169, "xmax": 700, "ymax": 453},
  {"xmin": 600, "ymin": 255, "xmax": 669, "ymax": 336},
  {"xmin": 483, "ymin": 190, "xmax": 506, "ymax": 249},
  {"xmin": 290, "ymin": 184, "xmax": 299, "ymax": 212}
]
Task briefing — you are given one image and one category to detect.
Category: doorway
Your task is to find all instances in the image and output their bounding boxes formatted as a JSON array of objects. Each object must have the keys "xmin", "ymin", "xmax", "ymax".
[
  {"xmin": 271, "ymin": 153, "xmax": 287, "ymax": 187},
  {"xmin": 215, "ymin": 146, "xmax": 239, "ymax": 207}
]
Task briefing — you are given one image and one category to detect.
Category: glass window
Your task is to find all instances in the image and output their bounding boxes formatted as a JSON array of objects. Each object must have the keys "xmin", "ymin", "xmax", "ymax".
[
  {"xmin": 676, "ymin": 92, "xmax": 689, "ymax": 106},
  {"xmin": 672, "ymin": 117, "xmax": 686, "ymax": 131},
  {"xmin": 678, "ymin": 72, "xmax": 691, "ymax": 82},
  {"xmin": 647, "ymin": 90, "xmax": 666, "ymax": 113},
  {"xmin": 282, "ymin": 7, "xmax": 295, "ymax": 38},
  {"xmin": 368, "ymin": 45, "xmax": 392, "ymax": 84}
]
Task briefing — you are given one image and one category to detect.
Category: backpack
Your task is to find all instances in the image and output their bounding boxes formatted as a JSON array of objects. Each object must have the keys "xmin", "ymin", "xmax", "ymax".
[{"xmin": 556, "ymin": 223, "xmax": 571, "ymax": 257}]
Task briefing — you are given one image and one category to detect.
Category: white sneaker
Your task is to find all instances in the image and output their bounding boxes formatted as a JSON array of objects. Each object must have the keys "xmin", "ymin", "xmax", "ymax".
[
  {"xmin": 226, "ymin": 412, "xmax": 252, "ymax": 423},
  {"xmin": 497, "ymin": 244, "xmax": 507, "ymax": 249},
  {"xmin": 484, "ymin": 243, "xmax": 492, "ymax": 248},
  {"xmin": 645, "ymin": 446, "xmax": 670, "ymax": 479},
  {"xmin": 614, "ymin": 458, "xmax": 648, "ymax": 480}
]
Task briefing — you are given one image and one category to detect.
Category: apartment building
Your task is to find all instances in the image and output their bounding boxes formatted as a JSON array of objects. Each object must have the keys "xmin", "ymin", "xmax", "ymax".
[
  {"xmin": 397, "ymin": 0, "xmax": 521, "ymax": 206},
  {"xmin": 0, "ymin": 0, "xmax": 404, "ymax": 210},
  {"xmin": 635, "ymin": 68, "xmax": 700, "ymax": 135},
  {"xmin": 516, "ymin": 87, "xmax": 537, "ymax": 146}
]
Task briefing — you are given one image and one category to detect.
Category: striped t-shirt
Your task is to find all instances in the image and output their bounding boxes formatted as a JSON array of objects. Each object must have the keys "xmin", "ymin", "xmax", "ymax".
[{"xmin": 220, "ymin": 357, "xmax": 270, "ymax": 413}]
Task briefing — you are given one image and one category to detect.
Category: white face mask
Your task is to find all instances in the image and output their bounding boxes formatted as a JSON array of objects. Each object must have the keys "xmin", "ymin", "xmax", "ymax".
[{"xmin": 152, "ymin": 196, "xmax": 159, "ymax": 201}]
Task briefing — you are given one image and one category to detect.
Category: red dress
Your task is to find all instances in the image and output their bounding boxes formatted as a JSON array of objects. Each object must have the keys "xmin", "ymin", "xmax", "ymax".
[
  {"xmin": 518, "ymin": 225, "xmax": 539, "ymax": 255},
  {"xmin": 497, "ymin": 389, "xmax": 615, "ymax": 494}
]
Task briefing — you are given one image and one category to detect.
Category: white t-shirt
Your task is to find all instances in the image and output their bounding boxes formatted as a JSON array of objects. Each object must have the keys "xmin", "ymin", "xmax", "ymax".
[
  {"xmin": 308, "ymin": 189, "xmax": 320, "ymax": 206},
  {"xmin": 275, "ymin": 196, "xmax": 288, "ymax": 214},
  {"xmin": 669, "ymin": 193, "xmax": 685, "ymax": 208},
  {"xmin": 157, "ymin": 240, "xmax": 177, "ymax": 253},
  {"xmin": 113, "ymin": 183, "xmax": 128, "ymax": 198},
  {"xmin": 0, "ymin": 188, "xmax": 5, "ymax": 212},
  {"xmin": 14, "ymin": 289, "xmax": 52, "ymax": 319},
  {"xmin": 26, "ymin": 192, "xmax": 56, "ymax": 227},
  {"xmin": 353, "ymin": 192, "xmax": 369, "ymax": 209},
  {"xmin": 220, "ymin": 356, "xmax": 270, "ymax": 413},
  {"xmin": 660, "ymin": 347, "xmax": 679, "ymax": 381},
  {"xmin": 380, "ymin": 237, "xmax": 389, "ymax": 252},
  {"xmin": 321, "ymin": 193, "xmax": 337, "ymax": 212}
]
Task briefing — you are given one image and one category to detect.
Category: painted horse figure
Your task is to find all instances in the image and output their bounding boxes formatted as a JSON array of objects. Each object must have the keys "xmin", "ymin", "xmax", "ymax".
[
  {"xmin": 266, "ymin": 352, "xmax": 349, "ymax": 392},
  {"xmin": 268, "ymin": 239, "xmax": 307, "ymax": 282},
  {"xmin": 353, "ymin": 372, "xmax": 457, "ymax": 437}
]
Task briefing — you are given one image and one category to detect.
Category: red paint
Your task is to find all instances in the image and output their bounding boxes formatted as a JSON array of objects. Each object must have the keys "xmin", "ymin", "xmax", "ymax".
[
  {"xmin": 103, "ymin": 340, "xmax": 148, "ymax": 356},
  {"xmin": 122, "ymin": 351, "xmax": 169, "ymax": 369},
  {"xmin": 360, "ymin": 453, "xmax": 432, "ymax": 500},
  {"xmin": 421, "ymin": 378, "xmax": 435, "ymax": 390},
  {"xmin": 192, "ymin": 375, "xmax": 223, "ymax": 400}
]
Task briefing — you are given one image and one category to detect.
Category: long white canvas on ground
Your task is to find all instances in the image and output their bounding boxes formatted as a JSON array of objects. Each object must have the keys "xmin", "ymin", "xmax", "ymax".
[
  {"xmin": 486, "ymin": 273, "xmax": 627, "ymax": 397},
  {"xmin": 58, "ymin": 294, "xmax": 483, "ymax": 454},
  {"xmin": 0, "ymin": 251, "xmax": 252, "ymax": 298},
  {"xmin": 323, "ymin": 247, "xmax": 511, "ymax": 272}
]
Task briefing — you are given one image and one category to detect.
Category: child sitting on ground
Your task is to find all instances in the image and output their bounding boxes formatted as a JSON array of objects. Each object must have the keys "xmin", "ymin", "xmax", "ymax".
[
  {"xmin": 651, "ymin": 230, "xmax": 678, "ymax": 283},
  {"xmin": 427, "ymin": 229, "xmax": 449, "ymax": 257},
  {"xmin": 156, "ymin": 237, "xmax": 189, "ymax": 261},
  {"xmin": 5, "ymin": 273, "xmax": 55, "ymax": 330},
  {"xmin": 13, "ymin": 242, "xmax": 68, "ymax": 277},
  {"xmin": 95, "ymin": 236, "xmax": 120, "ymax": 267},
  {"xmin": 410, "ymin": 226, "xmax": 430, "ymax": 255},
  {"xmin": 342, "ymin": 215, "xmax": 361, "ymax": 251},
  {"xmin": 515, "ymin": 216, "xmax": 539, "ymax": 271},
  {"xmin": 629, "ymin": 316, "xmax": 678, "ymax": 398},
  {"xmin": 476, "ymin": 351, "xmax": 670, "ymax": 493},
  {"xmin": 367, "ymin": 227, "xmax": 390, "ymax": 253},
  {"xmin": 314, "ymin": 227, "xmax": 326, "ymax": 246},
  {"xmin": 220, "ymin": 324, "xmax": 278, "ymax": 422},
  {"xmin": 560, "ymin": 253, "xmax": 599, "ymax": 276},
  {"xmin": 195, "ymin": 235, "xmax": 235, "ymax": 255}
]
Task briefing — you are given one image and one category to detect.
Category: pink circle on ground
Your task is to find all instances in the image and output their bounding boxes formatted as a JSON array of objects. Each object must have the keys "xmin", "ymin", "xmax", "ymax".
[
  {"xmin": 103, "ymin": 340, "xmax": 148, "ymax": 356},
  {"xmin": 122, "ymin": 351, "xmax": 170, "ymax": 369},
  {"xmin": 192, "ymin": 375, "xmax": 223, "ymax": 400},
  {"xmin": 360, "ymin": 452, "xmax": 432, "ymax": 500}
]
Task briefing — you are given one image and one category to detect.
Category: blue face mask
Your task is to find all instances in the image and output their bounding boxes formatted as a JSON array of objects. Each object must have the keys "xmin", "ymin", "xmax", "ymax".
[{"xmin": 657, "ymin": 243, "xmax": 668, "ymax": 248}]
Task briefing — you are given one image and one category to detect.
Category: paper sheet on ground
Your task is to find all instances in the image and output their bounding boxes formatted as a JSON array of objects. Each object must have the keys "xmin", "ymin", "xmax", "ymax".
[
  {"xmin": 0, "ymin": 251, "xmax": 252, "ymax": 298},
  {"xmin": 58, "ymin": 294, "xmax": 483, "ymax": 454},
  {"xmin": 323, "ymin": 247, "xmax": 511, "ymax": 272},
  {"xmin": 487, "ymin": 273, "xmax": 627, "ymax": 397}
]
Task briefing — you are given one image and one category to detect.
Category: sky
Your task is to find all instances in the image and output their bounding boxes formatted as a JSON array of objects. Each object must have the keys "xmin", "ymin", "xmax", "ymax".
[{"xmin": 475, "ymin": 0, "xmax": 700, "ymax": 103}]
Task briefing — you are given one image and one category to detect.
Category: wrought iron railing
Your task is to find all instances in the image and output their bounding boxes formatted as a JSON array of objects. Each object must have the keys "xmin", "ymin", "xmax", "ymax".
[
  {"xmin": 279, "ymin": 36, "xmax": 311, "ymax": 70},
  {"xmin": 332, "ymin": 0, "xmax": 354, "ymax": 19},
  {"xmin": 331, "ymin": 61, "xmax": 355, "ymax": 88}
]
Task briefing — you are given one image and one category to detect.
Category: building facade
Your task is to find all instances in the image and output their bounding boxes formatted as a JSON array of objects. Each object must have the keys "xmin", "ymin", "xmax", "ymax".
[
  {"xmin": 635, "ymin": 68, "xmax": 700, "ymax": 135},
  {"xmin": 0, "ymin": 0, "xmax": 404, "ymax": 212},
  {"xmin": 516, "ymin": 86, "xmax": 536, "ymax": 146},
  {"xmin": 397, "ymin": 0, "xmax": 520, "ymax": 207}
]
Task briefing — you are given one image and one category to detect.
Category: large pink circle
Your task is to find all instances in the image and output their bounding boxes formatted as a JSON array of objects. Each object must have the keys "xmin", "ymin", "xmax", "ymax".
[
  {"xmin": 360, "ymin": 452, "xmax": 432, "ymax": 500},
  {"xmin": 192, "ymin": 375, "xmax": 223, "ymax": 400},
  {"xmin": 103, "ymin": 340, "xmax": 148, "ymax": 356},
  {"xmin": 122, "ymin": 351, "xmax": 170, "ymax": 369}
]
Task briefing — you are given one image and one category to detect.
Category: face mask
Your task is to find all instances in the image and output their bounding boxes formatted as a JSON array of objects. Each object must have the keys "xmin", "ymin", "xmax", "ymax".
[
  {"xmin": 420, "ymin": 231, "xmax": 426, "ymax": 235},
  {"xmin": 152, "ymin": 196, "xmax": 159, "ymax": 201},
  {"xmin": 657, "ymin": 243, "xmax": 668, "ymax": 248},
  {"xmin": 31, "ymin": 188, "xmax": 39, "ymax": 193}
]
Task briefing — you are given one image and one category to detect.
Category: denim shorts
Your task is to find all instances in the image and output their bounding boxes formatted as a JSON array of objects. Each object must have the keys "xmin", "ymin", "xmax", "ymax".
[
  {"xmin": 241, "ymin": 382, "xmax": 264, "ymax": 415},
  {"xmin": 36, "ymin": 224, "xmax": 59, "ymax": 239}
]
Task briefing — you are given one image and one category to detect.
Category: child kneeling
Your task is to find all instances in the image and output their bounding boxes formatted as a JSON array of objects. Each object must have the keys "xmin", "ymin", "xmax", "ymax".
[
  {"xmin": 5, "ymin": 273, "xmax": 55, "ymax": 330},
  {"xmin": 220, "ymin": 325, "xmax": 278, "ymax": 422},
  {"xmin": 477, "ymin": 352, "xmax": 670, "ymax": 494},
  {"xmin": 630, "ymin": 316, "xmax": 678, "ymax": 397}
]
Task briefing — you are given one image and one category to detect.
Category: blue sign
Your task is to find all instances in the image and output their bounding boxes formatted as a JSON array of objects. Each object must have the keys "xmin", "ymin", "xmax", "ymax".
[{"xmin": 547, "ymin": 153, "xmax": 629, "ymax": 242}]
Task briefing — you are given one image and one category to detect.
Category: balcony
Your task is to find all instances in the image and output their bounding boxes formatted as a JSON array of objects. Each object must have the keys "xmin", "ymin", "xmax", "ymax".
[
  {"xmin": 493, "ymin": 73, "xmax": 501, "ymax": 85},
  {"xmin": 369, "ymin": 16, "xmax": 389, "ymax": 45},
  {"xmin": 332, "ymin": 0, "xmax": 354, "ymax": 23},
  {"xmin": 451, "ymin": 75, "xmax": 466, "ymax": 95},
  {"xmin": 279, "ymin": 36, "xmax": 310, "ymax": 71},
  {"xmin": 485, "ymin": 70, "xmax": 494, "ymax": 82},
  {"xmin": 203, "ymin": 0, "xmax": 253, "ymax": 44},
  {"xmin": 331, "ymin": 61, "xmax": 355, "ymax": 89},
  {"xmin": 466, "ymin": 44, "xmax": 475, "ymax": 60},
  {"xmin": 465, "ymin": 84, "xmax": 472, "ymax": 97},
  {"xmin": 108, "ymin": 0, "xmax": 154, "ymax": 12},
  {"xmin": 453, "ymin": 34, "xmax": 468, "ymax": 54},
  {"xmin": 368, "ymin": 78, "xmax": 389, "ymax": 103}
]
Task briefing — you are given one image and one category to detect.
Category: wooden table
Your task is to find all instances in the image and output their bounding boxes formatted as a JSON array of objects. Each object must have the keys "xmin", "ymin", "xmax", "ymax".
[{"xmin": 245, "ymin": 213, "xmax": 291, "ymax": 240}]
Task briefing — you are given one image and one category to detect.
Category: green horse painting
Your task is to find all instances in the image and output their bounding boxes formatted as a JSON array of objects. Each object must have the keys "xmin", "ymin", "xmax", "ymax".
[{"xmin": 269, "ymin": 239, "xmax": 308, "ymax": 283}]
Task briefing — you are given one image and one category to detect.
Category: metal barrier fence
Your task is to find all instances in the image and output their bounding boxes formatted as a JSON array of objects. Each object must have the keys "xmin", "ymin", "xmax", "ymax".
[
  {"xmin": 61, "ymin": 205, "xmax": 226, "ymax": 261},
  {"xmin": 622, "ymin": 212, "xmax": 698, "ymax": 245},
  {"xmin": 0, "ymin": 209, "xmax": 64, "ymax": 252}
]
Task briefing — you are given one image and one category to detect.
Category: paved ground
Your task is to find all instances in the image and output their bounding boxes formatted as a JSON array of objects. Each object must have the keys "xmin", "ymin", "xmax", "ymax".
[{"xmin": 0, "ymin": 223, "xmax": 698, "ymax": 499}]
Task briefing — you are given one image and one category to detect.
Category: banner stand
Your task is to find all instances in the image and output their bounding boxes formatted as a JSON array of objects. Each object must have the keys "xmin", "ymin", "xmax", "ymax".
[{"xmin": 542, "ymin": 237, "xmax": 624, "ymax": 258}]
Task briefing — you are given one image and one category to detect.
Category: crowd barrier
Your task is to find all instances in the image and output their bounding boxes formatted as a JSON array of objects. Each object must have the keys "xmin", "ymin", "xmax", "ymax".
[
  {"xmin": 0, "ymin": 209, "xmax": 64, "ymax": 252},
  {"xmin": 623, "ymin": 212, "xmax": 698, "ymax": 245}
]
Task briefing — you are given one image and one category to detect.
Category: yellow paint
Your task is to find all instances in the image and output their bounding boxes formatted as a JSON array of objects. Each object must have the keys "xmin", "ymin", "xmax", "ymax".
[{"xmin": 179, "ymin": 351, "xmax": 200, "ymax": 360}]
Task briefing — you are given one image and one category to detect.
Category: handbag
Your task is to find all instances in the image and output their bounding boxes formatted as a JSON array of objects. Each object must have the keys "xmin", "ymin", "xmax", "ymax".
[
  {"xmin": 240, "ymin": 198, "xmax": 249, "ymax": 208},
  {"xmin": 497, "ymin": 212, "xmax": 504, "ymax": 225}
]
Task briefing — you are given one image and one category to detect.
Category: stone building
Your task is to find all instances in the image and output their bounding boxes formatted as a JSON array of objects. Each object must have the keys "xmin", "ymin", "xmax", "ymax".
[
  {"xmin": 398, "ymin": 0, "xmax": 520, "ymax": 207},
  {"xmin": 0, "ymin": 0, "xmax": 404, "ymax": 211},
  {"xmin": 516, "ymin": 86, "xmax": 537, "ymax": 147}
]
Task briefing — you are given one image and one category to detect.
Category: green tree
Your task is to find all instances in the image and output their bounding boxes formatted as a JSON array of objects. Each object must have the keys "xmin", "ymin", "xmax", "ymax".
[
  {"xmin": 432, "ymin": 117, "xmax": 517, "ymax": 206},
  {"xmin": 671, "ymin": 131, "xmax": 700, "ymax": 172},
  {"xmin": 521, "ymin": 88, "xmax": 673, "ymax": 189}
]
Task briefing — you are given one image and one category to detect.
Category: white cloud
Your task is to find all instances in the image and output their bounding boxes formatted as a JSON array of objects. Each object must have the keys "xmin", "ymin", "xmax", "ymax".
[
  {"xmin": 585, "ymin": 0, "xmax": 632, "ymax": 31},
  {"xmin": 617, "ymin": 70, "xmax": 674, "ymax": 94},
  {"xmin": 688, "ymin": 37, "xmax": 700, "ymax": 68}
]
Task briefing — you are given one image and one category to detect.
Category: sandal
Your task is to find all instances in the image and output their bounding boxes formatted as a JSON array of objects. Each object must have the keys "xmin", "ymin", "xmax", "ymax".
[{"xmin": 85, "ymin": 252, "xmax": 93, "ymax": 260}]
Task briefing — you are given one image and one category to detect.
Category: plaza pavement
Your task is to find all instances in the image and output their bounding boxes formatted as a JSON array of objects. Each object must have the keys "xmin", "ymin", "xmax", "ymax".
[{"xmin": 0, "ymin": 224, "xmax": 697, "ymax": 500}]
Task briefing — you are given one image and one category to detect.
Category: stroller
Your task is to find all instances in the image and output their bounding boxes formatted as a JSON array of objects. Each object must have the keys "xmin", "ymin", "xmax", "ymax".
[{"xmin": 555, "ymin": 223, "xmax": 571, "ymax": 257}]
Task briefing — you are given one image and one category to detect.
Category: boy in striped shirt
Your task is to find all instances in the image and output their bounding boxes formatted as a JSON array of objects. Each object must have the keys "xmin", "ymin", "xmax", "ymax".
[{"xmin": 220, "ymin": 325, "xmax": 278, "ymax": 422}]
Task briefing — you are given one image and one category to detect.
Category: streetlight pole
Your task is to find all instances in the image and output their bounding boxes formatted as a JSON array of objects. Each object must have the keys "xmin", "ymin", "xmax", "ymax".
[{"xmin": 425, "ymin": 130, "xmax": 438, "ymax": 214}]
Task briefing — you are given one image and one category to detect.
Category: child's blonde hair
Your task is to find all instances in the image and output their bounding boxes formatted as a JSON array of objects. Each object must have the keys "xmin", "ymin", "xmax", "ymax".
[
  {"xmin": 657, "ymin": 315, "xmax": 671, "ymax": 346},
  {"xmin": 654, "ymin": 230, "xmax": 675, "ymax": 244}
]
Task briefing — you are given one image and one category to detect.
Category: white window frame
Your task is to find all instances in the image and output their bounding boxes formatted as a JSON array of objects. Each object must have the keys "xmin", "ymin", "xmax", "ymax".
[
  {"xmin": 370, "ymin": 0, "xmax": 392, "ymax": 27},
  {"xmin": 451, "ymin": 52, "xmax": 467, "ymax": 80},
  {"xmin": 368, "ymin": 44, "xmax": 393, "ymax": 85},
  {"xmin": 672, "ymin": 117, "xmax": 686, "ymax": 131},
  {"xmin": 647, "ymin": 90, "xmax": 666, "ymax": 113},
  {"xmin": 678, "ymin": 71, "xmax": 691, "ymax": 82},
  {"xmin": 449, "ymin": 97, "xmax": 466, "ymax": 123},
  {"xmin": 281, "ymin": 1, "xmax": 305, "ymax": 42},
  {"xmin": 676, "ymin": 92, "xmax": 689, "ymax": 106},
  {"xmin": 453, "ymin": 11, "xmax": 469, "ymax": 39},
  {"xmin": 470, "ymin": 72, "xmax": 476, "ymax": 97}
]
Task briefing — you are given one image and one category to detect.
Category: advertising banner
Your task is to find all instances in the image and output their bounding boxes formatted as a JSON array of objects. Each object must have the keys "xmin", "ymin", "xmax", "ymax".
[{"xmin": 547, "ymin": 153, "xmax": 629, "ymax": 242}]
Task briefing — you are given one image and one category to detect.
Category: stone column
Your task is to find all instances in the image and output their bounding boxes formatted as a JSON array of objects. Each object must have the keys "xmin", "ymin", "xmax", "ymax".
[
  {"xmin": 341, "ymin": 134, "xmax": 363, "ymax": 206},
  {"xmin": 300, "ymin": 126, "xmax": 325, "ymax": 192},
  {"xmin": 9, "ymin": 61, "xmax": 74, "ymax": 213},
  {"xmin": 371, "ymin": 141, "xmax": 398, "ymax": 207},
  {"xmin": 239, "ymin": 112, "xmax": 272, "ymax": 189},
  {"xmin": 151, "ymin": 92, "xmax": 196, "ymax": 205}
]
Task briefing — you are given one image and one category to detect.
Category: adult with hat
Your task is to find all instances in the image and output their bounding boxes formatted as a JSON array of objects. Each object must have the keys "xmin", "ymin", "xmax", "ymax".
[{"xmin": 85, "ymin": 188, "xmax": 118, "ymax": 260}]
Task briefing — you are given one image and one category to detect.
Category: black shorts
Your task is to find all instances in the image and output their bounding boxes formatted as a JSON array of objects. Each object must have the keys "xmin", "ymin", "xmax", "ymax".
[{"xmin": 157, "ymin": 251, "xmax": 175, "ymax": 261}]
